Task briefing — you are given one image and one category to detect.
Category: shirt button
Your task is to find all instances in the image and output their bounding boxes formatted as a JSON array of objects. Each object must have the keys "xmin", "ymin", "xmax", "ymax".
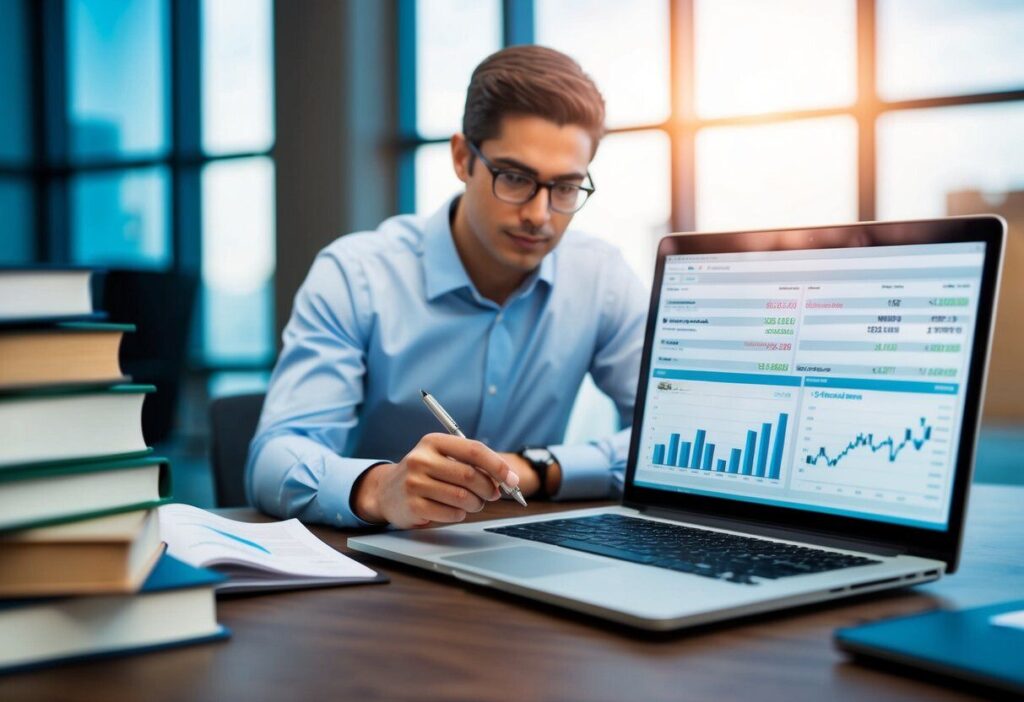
[
  {"xmin": 488, "ymin": 385, "xmax": 498, "ymax": 395},
  {"xmin": 495, "ymin": 312, "xmax": 504, "ymax": 323}
]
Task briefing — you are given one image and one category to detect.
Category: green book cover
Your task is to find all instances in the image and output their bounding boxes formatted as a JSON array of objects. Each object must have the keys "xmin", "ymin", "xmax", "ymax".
[
  {"xmin": 0, "ymin": 383, "xmax": 156, "ymax": 401},
  {"xmin": 0, "ymin": 455, "xmax": 173, "ymax": 533},
  {"xmin": 0, "ymin": 447, "xmax": 154, "ymax": 474},
  {"xmin": 0, "ymin": 321, "xmax": 135, "ymax": 334}
]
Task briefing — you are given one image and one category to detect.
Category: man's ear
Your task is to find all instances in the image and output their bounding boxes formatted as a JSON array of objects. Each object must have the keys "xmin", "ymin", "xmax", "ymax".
[{"xmin": 451, "ymin": 133, "xmax": 471, "ymax": 184}]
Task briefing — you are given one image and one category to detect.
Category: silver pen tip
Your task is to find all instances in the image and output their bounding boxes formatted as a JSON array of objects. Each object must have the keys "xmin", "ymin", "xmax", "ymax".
[
  {"xmin": 420, "ymin": 389, "xmax": 428, "ymax": 398},
  {"xmin": 511, "ymin": 487, "xmax": 528, "ymax": 507}
]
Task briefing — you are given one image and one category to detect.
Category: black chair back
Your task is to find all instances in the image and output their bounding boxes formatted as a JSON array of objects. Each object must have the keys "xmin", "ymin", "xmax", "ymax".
[
  {"xmin": 96, "ymin": 270, "xmax": 199, "ymax": 445},
  {"xmin": 209, "ymin": 393, "xmax": 265, "ymax": 507}
]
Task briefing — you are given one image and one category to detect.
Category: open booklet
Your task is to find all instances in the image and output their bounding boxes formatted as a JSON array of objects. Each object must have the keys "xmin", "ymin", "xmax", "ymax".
[{"xmin": 157, "ymin": 503, "xmax": 387, "ymax": 593}]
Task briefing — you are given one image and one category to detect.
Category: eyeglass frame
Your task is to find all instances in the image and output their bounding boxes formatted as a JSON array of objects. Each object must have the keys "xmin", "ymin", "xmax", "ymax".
[{"xmin": 466, "ymin": 141, "xmax": 596, "ymax": 214}]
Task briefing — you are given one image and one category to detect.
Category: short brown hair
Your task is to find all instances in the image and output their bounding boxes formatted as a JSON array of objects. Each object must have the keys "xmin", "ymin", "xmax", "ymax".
[{"xmin": 462, "ymin": 45, "xmax": 606, "ymax": 156}]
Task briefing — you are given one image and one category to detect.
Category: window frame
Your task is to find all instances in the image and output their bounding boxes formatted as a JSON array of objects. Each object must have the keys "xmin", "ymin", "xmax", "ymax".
[{"xmin": 397, "ymin": 0, "xmax": 1024, "ymax": 230}]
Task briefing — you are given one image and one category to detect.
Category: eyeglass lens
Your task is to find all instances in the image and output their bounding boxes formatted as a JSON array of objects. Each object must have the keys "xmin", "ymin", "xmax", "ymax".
[{"xmin": 493, "ymin": 172, "xmax": 587, "ymax": 212}]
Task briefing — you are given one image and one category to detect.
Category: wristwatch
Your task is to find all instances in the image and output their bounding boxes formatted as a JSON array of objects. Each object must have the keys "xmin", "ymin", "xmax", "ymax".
[{"xmin": 518, "ymin": 446, "xmax": 557, "ymax": 499}]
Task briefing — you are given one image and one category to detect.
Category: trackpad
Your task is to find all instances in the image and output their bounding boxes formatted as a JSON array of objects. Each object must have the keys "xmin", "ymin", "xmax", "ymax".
[{"xmin": 442, "ymin": 546, "xmax": 612, "ymax": 579}]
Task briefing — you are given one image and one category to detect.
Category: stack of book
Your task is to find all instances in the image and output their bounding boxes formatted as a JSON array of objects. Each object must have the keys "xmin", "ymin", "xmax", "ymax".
[{"xmin": 0, "ymin": 268, "xmax": 228, "ymax": 674}]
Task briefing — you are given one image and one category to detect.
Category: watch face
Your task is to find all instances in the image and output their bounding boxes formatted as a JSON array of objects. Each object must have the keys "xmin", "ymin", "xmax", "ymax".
[{"xmin": 522, "ymin": 447, "xmax": 552, "ymax": 464}]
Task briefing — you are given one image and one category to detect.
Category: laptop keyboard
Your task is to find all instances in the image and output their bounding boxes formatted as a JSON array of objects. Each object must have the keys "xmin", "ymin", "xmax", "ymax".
[{"xmin": 486, "ymin": 514, "xmax": 881, "ymax": 585}]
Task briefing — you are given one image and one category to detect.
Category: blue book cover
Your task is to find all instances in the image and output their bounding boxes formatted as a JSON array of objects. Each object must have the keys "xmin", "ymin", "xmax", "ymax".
[
  {"xmin": 0, "ymin": 554, "xmax": 230, "ymax": 675},
  {"xmin": 139, "ymin": 552, "xmax": 228, "ymax": 592},
  {"xmin": 835, "ymin": 599, "xmax": 1024, "ymax": 696}
]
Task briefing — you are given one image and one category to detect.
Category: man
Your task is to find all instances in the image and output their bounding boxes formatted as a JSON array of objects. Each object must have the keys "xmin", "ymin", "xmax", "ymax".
[{"xmin": 247, "ymin": 45, "xmax": 647, "ymax": 528}]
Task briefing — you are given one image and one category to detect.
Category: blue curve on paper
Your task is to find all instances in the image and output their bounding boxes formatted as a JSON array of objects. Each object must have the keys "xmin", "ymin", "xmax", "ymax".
[{"xmin": 199, "ymin": 525, "xmax": 271, "ymax": 554}]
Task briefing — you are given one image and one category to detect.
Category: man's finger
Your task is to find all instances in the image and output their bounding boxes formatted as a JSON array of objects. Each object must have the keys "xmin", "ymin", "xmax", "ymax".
[
  {"xmin": 412, "ymin": 496, "xmax": 467, "ymax": 524},
  {"xmin": 417, "ymin": 476, "xmax": 488, "ymax": 513},
  {"xmin": 424, "ymin": 457, "xmax": 500, "ymax": 501},
  {"xmin": 423, "ymin": 433, "xmax": 520, "ymax": 488}
]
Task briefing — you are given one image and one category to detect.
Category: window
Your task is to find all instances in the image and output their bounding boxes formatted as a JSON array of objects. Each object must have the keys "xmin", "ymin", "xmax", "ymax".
[
  {"xmin": 0, "ymin": 179, "xmax": 34, "ymax": 265},
  {"xmin": 536, "ymin": 0, "xmax": 670, "ymax": 129},
  {"xmin": 0, "ymin": 0, "xmax": 36, "ymax": 265},
  {"xmin": 877, "ymin": 103, "xmax": 1024, "ymax": 220},
  {"xmin": 695, "ymin": 0, "xmax": 856, "ymax": 118},
  {"xmin": 415, "ymin": 0, "xmax": 501, "ymax": 140},
  {"xmin": 70, "ymin": 167, "xmax": 171, "ymax": 268},
  {"xmin": 696, "ymin": 116, "xmax": 858, "ymax": 231},
  {"xmin": 877, "ymin": 0, "xmax": 1024, "ymax": 101},
  {"xmin": 401, "ymin": 0, "xmax": 1024, "ymax": 438},
  {"xmin": 3, "ymin": 0, "xmax": 277, "ymax": 389},
  {"xmin": 201, "ymin": 157, "xmax": 276, "ymax": 365},
  {"xmin": 66, "ymin": 0, "xmax": 170, "ymax": 161},
  {"xmin": 403, "ymin": 0, "xmax": 1024, "ymax": 255}
]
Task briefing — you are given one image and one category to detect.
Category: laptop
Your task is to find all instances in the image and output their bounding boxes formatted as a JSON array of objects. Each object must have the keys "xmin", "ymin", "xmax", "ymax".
[{"xmin": 349, "ymin": 216, "xmax": 1006, "ymax": 631}]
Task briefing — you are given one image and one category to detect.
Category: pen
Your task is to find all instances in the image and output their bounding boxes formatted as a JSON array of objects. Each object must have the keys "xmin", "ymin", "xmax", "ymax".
[{"xmin": 420, "ymin": 389, "xmax": 528, "ymax": 507}]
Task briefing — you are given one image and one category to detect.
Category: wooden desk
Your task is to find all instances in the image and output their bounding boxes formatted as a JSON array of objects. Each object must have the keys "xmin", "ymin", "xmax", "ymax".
[{"xmin": 7, "ymin": 485, "xmax": 1023, "ymax": 701}]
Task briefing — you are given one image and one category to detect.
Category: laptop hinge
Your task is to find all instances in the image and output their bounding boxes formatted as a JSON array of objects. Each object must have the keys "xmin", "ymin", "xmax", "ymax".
[{"xmin": 638, "ymin": 506, "xmax": 905, "ymax": 557}]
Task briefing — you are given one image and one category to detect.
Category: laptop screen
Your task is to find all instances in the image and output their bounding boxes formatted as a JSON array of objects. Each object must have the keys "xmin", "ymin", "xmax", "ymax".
[{"xmin": 631, "ymin": 240, "xmax": 987, "ymax": 532}]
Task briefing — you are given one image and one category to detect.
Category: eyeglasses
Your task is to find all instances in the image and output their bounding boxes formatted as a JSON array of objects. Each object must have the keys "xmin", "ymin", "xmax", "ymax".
[{"xmin": 467, "ymin": 141, "xmax": 596, "ymax": 214}]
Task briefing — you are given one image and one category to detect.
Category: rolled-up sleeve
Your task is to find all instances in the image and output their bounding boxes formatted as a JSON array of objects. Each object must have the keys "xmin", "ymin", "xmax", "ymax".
[{"xmin": 246, "ymin": 250, "xmax": 385, "ymax": 528}]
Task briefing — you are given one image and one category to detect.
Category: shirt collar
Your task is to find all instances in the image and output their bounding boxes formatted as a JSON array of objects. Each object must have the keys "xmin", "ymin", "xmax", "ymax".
[{"xmin": 422, "ymin": 195, "xmax": 556, "ymax": 303}]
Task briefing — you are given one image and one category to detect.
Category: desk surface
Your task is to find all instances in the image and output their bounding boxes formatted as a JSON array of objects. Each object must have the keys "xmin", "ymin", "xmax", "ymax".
[{"xmin": 7, "ymin": 484, "xmax": 1024, "ymax": 702}]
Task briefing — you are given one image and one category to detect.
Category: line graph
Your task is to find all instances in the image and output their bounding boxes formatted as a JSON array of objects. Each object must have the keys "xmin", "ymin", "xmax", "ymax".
[
  {"xmin": 793, "ymin": 388, "xmax": 954, "ymax": 511},
  {"xmin": 805, "ymin": 418, "xmax": 933, "ymax": 468}
]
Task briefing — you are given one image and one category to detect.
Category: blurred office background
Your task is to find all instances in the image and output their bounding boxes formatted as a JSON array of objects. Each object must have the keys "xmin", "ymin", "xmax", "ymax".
[{"xmin": 1, "ymin": 0, "xmax": 1022, "ymax": 504}]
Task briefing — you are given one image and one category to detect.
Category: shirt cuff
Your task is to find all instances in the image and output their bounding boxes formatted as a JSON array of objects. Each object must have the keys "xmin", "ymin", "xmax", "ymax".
[
  {"xmin": 248, "ymin": 433, "xmax": 389, "ymax": 529},
  {"xmin": 319, "ymin": 455, "xmax": 390, "ymax": 528},
  {"xmin": 547, "ymin": 443, "xmax": 612, "ymax": 501}
]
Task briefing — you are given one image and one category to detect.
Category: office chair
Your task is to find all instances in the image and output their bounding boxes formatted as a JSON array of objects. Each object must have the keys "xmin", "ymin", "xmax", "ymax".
[{"xmin": 208, "ymin": 393, "xmax": 265, "ymax": 507}]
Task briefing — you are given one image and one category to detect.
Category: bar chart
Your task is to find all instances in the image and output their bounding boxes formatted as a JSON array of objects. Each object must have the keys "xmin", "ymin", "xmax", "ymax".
[{"xmin": 651, "ymin": 413, "xmax": 789, "ymax": 481}]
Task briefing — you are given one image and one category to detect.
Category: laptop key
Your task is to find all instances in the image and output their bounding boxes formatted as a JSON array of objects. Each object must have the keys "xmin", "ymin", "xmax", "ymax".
[{"xmin": 554, "ymin": 538, "xmax": 659, "ymax": 565}]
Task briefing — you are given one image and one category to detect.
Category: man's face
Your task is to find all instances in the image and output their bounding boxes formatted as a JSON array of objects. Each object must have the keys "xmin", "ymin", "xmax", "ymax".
[{"xmin": 452, "ymin": 115, "xmax": 594, "ymax": 278}]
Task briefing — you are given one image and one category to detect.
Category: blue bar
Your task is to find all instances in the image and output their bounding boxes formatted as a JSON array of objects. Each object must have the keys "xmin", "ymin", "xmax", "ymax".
[
  {"xmin": 716, "ymin": 459, "xmax": 726, "ymax": 472},
  {"xmin": 803, "ymin": 376, "xmax": 958, "ymax": 395},
  {"xmin": 702, "ymin": 443, "xmax": 715, "ymax": 470},
  {"xmin": 729, "ymin": 448, "xmax": 741, "ymax": 473},
  {"xmin": 653, "ymin": 368, "xmax": 802, "ymax": 387},
  {"xmin": 769, "ymin": 413, "xmax": 788, "ymax": 480},
  {"xmin": 679, "ymin": 441, "xmax": 691, "ymax": 468},
  {"xmin": 653, "ymin": 444, "xmax": 666, "ymax": 465},
  {"xmin": 743, "ymin": 430, "xmax": 757, "ymax": 475},
  {"xmin": 756, "ymin": 423, "xmax": 772, "ymax": 477},
  {"xmin": 668, "ymin": 433, "xmax": 680, "ymax": 467},
  {"xmin": 692, "ymin": 430, "xmax": 706, "ymax": 469}
]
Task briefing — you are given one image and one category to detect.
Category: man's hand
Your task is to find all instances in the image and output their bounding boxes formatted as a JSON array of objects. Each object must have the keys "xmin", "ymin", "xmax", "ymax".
[{"xmin": 351, "ymin": 433, "xmax": 520, "ymax": 528}]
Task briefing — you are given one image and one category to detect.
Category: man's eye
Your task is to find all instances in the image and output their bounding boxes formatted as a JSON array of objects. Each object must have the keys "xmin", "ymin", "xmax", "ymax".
[
  {"xmin": 501, "ymin": 172, "xmax": 532, "ymax": 187},
  {"xmin": 553, "ymin": 183, "xmax": 579, "ymax": 196}
]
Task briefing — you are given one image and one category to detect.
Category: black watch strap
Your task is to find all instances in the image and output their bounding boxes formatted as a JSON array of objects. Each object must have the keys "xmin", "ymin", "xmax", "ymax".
[{"xmin": 519, "ymin": 446, "xmax": 557, "ymax": 499}]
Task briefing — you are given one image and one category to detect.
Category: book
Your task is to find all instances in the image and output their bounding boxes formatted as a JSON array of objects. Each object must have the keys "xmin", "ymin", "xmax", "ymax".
[
  {"xmin": 0, "ymin": 322, "xmax": 133, "ymax": 390},
  {"xmin": 0, "ymin": 553, "xmax": 229, "ymax": 674},
  {"xmin": 835, "ymin": 599, "xmax": 1024, "ymax": 696},
  {"xmin": 0, "ymin": 269, "xmax": 94, "ymax": 322},
  {"xmin": 0, "ymin": 455, "xmax": 171, "ymax": 531},
  {"xmin": 0, "ymin": 384, "xmax": 153, "ymax": 467},
  {"xmin": 0, "ymin": 509, "xmax": 163, "ymax": 597},
  {"xmin": 158, "ymin": 503, "xmax": 387, "ymax": 593}
]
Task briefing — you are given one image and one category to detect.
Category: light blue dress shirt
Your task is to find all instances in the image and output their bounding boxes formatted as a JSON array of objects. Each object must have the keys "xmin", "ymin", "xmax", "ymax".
[{"xmin": 247, "ymin": 196, "xmax": 647, "ymax": 527}]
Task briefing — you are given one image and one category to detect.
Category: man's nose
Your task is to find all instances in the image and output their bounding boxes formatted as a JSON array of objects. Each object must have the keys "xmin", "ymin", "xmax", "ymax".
[{"xmin": 519, "ymin": 186, "xmax": 552, "ymax": 229}]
